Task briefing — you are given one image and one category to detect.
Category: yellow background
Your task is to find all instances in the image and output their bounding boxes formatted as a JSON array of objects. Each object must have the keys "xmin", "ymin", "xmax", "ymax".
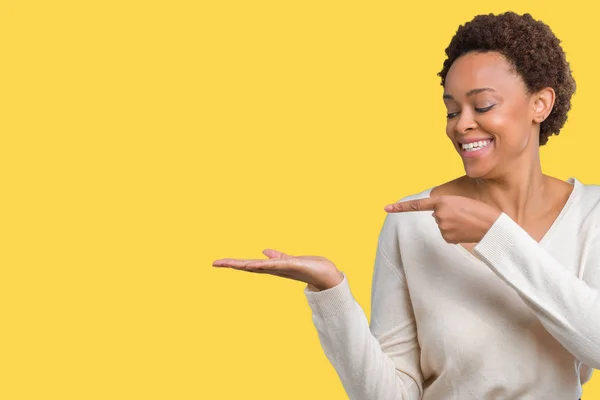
[{"xmin": 2, "ymin": 0, "xmax": 599, "ymax": 398}]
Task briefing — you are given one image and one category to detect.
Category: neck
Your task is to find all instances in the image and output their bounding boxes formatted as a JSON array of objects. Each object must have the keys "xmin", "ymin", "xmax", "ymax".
[{"xmin": 469, "ymin": 150, "xmax": 547, "ymax": 224}]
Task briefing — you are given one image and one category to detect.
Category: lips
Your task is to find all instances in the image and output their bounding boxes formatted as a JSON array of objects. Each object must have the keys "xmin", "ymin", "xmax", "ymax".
[{"xmin": 459, "ymin": 138, "xmax": 494, "ymax": 158}]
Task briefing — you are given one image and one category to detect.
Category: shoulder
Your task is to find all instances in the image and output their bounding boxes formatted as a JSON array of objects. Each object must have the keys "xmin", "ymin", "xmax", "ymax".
[
  {"xmin": 380, "ymin": 179, "xmax": 459, "ymax": 236},
  {"xmin": 377, "ymin": 183, "xmax": 440, "ymax": 258},
  {"xmin": 578, "ymin": 179, "xmax": 600, "ymax": 203},
  {"xmin": 575, "ymin": 178, "xmax": 600, "ymax": 228}
]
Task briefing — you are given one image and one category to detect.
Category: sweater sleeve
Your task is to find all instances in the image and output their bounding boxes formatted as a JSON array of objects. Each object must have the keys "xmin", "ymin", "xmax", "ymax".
[
  {"xmin": 473, "ymin": 212, "xmax": 600, "ymax": 369},
  {"xmin": 303, "ymin": 226, "xmax": 423, "ymax": 400}
]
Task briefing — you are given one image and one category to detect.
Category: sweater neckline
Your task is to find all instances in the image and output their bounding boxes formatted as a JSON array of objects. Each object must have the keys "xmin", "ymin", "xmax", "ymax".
[
  {"xmin": 425, "ymin": 176, "xmax": 581, "ymax": 263},
  {"xmin": 537, "ymin": 176, "xmax": 580, "ymax": 246}
]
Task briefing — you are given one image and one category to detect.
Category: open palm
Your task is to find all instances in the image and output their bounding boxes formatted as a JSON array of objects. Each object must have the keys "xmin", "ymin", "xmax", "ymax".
[{"xmin": 212, "ymin": 249, "xmax": 343, "ymax": 291}]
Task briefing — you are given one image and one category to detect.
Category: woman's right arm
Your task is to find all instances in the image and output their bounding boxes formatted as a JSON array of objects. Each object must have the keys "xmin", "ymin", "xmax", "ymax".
[{"xmin": 304, "ymin": 216, "xmax": 424, "ymax": 400}]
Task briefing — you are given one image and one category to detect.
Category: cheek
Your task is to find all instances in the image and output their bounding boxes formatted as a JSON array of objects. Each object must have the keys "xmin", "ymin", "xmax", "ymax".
[
  {"xmin": 481, "ymin": 112, "xmax": 507, "ymax": 133},
  {"xmin": 480, "ymin": 110, "xmax": 528, "ymax": 146}
]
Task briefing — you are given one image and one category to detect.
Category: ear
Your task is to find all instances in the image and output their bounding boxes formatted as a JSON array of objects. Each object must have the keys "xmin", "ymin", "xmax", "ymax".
[{"xmin": 532, "ymin": 87, "xmax": 556, "ymax": 123}]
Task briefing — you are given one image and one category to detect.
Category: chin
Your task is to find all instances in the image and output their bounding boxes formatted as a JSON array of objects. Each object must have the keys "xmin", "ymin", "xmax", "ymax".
[
  {"xmin": 465, "ymin": 171, "xmax": 484, "ymax": 179},
  {"xmin": 464, "ymin": 165, "xmax": 492, "ymax": 179}
]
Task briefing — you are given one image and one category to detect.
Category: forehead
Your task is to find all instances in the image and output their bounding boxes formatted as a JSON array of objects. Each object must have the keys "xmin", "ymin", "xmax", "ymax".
[{"xmin": 444, "ymin": 51, "xmax": 525, "ymax": 96}]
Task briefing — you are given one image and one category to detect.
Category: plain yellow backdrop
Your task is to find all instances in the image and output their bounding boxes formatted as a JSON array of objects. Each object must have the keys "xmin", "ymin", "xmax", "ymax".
[{"xmin": 2, "ymin": 0, "xmax": 599, "ymax": 398}]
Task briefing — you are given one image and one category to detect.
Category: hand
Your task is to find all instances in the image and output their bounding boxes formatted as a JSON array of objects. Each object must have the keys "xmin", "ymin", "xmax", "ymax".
[
  {"xmin": 384, "ymin": 195, "xmax": 502, "ymax": 244},
  {"xmin": 212, "ymin": 249, "xmax": 344, "ymax": 291}
]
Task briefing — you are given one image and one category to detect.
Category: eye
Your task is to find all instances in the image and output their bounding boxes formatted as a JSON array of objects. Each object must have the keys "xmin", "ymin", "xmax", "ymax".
[
  {"xmin": 446, "ymin": 104, "xmax": 495, "ymax": 119},
  {"xmin": 475, "ymin": 105, "xmax": 495, "ymax": 113}
]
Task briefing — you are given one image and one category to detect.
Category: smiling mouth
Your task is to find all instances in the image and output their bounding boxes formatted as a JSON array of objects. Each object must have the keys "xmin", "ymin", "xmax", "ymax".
[{"xmin": 459, "ymin": 138, "xmax": 494, "ymax": 152}]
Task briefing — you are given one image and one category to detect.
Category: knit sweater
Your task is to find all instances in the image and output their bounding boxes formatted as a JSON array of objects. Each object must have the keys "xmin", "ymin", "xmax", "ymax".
[{"xmin": 304, "ymin": 177, "xmax": 600, "ymax": 400}]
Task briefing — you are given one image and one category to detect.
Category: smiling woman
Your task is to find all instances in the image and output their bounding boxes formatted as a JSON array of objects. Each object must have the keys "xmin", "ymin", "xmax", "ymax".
[
  {"xmin": 213, "ymin": 11, "xmax": 599, "ymax": 400},
  {"xmin": 439, "ymin": 12, "xmax": 576, "ymax": 147}
]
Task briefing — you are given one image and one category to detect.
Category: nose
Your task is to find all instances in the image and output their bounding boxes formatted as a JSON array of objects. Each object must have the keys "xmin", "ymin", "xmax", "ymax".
[{"xmin": 454, "ymin": 108, "xmax": 478, "ymax": 135}]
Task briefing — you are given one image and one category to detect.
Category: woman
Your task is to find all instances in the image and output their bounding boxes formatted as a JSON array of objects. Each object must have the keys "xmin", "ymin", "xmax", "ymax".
[{"xmin": 212, "ymin": 12, "xmax": 600, "ymax": 399}]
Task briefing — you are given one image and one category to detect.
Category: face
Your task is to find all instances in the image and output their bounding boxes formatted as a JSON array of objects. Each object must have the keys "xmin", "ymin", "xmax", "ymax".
[{"xmin": 443, "ymin": 51, "xmax": 547, "ymax": 179}]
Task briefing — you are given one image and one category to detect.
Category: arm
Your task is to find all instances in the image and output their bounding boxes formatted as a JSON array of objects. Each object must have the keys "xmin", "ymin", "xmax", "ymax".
[
  {"xmin": 473, "ymin": 212, "xmax": 600, "ymax": 369},
  {"xmin": 304, "ymin": 216, "xmax": 423, "ymax": 400}
]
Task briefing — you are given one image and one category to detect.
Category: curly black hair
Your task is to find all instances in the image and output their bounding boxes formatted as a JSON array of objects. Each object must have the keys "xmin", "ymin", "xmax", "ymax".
[{"xmin": 438, "ymin": 11, "xmax": 576, "ymax": 146}]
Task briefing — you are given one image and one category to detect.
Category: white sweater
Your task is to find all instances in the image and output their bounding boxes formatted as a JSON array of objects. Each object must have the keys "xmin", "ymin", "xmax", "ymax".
[{"xmin": 304, "ymin": 177, "xmax": 600, "ymax": 400}]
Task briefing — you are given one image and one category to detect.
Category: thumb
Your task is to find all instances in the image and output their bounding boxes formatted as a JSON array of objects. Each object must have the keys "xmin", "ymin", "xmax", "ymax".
[{"xmin": 262, "ymin": 249, "xmax": 293, "ymax": 259}]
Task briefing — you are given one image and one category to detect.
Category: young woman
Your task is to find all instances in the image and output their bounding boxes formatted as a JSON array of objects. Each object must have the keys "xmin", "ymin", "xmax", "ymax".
[{"xmin": 212, "ymin": 11, "xmax": 599, "ymax": 399}]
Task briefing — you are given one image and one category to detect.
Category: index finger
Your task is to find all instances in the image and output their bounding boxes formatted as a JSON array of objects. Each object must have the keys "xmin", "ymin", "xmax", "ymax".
[{"xmin": 384, "ymin": 197, "xmax": 438, "ymax": 213}]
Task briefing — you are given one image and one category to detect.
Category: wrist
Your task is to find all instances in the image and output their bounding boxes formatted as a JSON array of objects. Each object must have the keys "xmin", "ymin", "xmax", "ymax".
[
  {"xmin": 482, "ymin": 209, "xmax": 502, "ymax": 235},
  {"xmin": 311, "ymin": 269, "xmax": 344, "ymax": 291}
]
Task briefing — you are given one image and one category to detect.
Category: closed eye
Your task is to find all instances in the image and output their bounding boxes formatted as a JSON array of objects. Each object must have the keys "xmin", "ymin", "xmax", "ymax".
[
  {"xmin": 446, "ymin": 105, "xmax": 495, "ymax": 119},
  {"xmin": 475, "ymin": 105, "xmax": 495, "ymax": 113}
]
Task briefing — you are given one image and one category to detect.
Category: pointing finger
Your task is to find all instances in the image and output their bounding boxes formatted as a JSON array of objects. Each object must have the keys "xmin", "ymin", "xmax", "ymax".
[{"xmin": 384, "ymin": 197, "xmax": 438, "ymax": 213}]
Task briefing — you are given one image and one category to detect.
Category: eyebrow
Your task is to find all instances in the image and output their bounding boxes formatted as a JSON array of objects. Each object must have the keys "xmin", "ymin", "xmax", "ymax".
[{"xmin": 443, "ymin": 87, "xmax": 496, "ymax": 100}]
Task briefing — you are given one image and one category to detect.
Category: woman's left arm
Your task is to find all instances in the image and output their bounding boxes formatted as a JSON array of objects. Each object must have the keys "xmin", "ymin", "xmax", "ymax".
[
  {"xmin": 473, "ymin": 212, "xmax": 600, "ymax": 369},
  {"xmin": 385, "ymin": 195, "xmax": 600, "ymax": 369}
]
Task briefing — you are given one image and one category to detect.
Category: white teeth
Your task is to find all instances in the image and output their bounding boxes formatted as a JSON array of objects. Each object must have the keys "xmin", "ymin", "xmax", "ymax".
[{"xmin": 462, "ymin": 139, "xmax": 492, "ymax": 151}]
